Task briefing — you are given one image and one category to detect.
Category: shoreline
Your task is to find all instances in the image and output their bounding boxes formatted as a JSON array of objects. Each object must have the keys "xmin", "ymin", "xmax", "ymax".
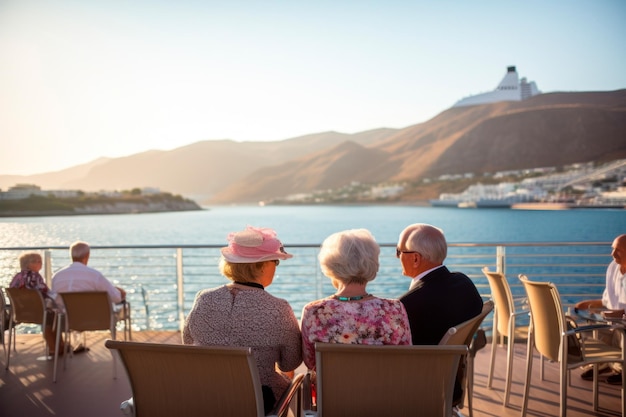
[
  {"xmin": 0, "ymin": 207, "xmax": 206, "ymax": 218},
  {"xmin": 511, "ymin": 202, "xmax": 625, "ymax": 210}
]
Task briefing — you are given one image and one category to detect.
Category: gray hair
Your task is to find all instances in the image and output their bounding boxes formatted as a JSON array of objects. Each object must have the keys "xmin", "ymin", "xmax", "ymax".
[
  {"xmin": 401, "ymin": 223, "xmax": 447, "ymax": 264},
  {"xmin": 70, "ymin": 241, "xmax": 90, "ymax": 261},
  {"xmin": 19, "ymin": 252, "xmax": 42, "ymax": 270},
  {"xmin": 318, "ymin": 229, "xmax": 380, "ymax": 285}
]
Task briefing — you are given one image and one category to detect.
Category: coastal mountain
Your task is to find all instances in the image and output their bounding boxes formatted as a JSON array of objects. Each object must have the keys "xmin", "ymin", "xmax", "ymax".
[
  {"xmin": 2, "ymin": 90, "xmax": 625, "ymax": 204},
  {"xmin": 212, "ymin": 90, "xmax": 626, "ymax": 203}
]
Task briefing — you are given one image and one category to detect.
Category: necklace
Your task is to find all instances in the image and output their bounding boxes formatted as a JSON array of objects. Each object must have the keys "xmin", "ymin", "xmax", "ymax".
[
  {"xmin": 333, "ymin": 294, "xmax": 370, "ymax": 301},
  {"xmin": 233, "ymin": 281, "xmax": 265, "ymax": 290}
]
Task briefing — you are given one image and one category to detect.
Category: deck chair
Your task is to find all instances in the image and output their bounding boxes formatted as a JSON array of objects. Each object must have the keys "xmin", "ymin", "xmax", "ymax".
[
  {"xmin": 482, "ymin": 267, "xmax": 529, "ymax": 406},
  {"xmin": 313, "ymin": 343, "xmax": 468, "ymax": 417},
  {"xmin": 114, "ymin": 300, "xmax": 132, "ymax": 341},
  {"xmin": 105, "ymin": 340, "xmax": 304, "ymax": 417},
  {"xmin": 439, "ymin": 300, "xmax": 494, "ymax": 417},
  {"xmin": 519, "ymin": 274, "xmax": 626, "ymax": 417},
  {"xmin": 1, "ymin": 288, "xmax": 16, "ymax": 357},
  {"xmin": 56, "ymin": 291, "xmax": 118, "ymax": 382},
  {"xmin": 4, "ymin": 288, "xmax": 50, "ymax": 370}
]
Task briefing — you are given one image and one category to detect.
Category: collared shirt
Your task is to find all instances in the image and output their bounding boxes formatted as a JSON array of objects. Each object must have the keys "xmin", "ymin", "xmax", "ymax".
[
  {"xmin": 51, "ymin": 261, "xmax": 123, "ymax": 308},
  {"xmin": 602, "ymin": 261, "xmax": 626, "ymax": 310},
  {"xmin": 409, "ymin": 265, "xmax": 445, "ymax": 290}
]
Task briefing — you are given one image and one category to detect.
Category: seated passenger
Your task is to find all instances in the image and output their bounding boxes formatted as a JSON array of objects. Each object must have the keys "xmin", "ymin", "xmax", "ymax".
[
  {"xmin": 300, "ymin": 228, "xmax": 412, "ymax": 372},
  {"xmin": 10, "ymin": 252, "xmax": 65, "ymax": 355},
  {"xmin": 182, "ymin": 226, "xmax": 302, "ymax": 414},
  {"xmin": 396, "ymin": 223, "xmax": 483, "ymax": 407}
]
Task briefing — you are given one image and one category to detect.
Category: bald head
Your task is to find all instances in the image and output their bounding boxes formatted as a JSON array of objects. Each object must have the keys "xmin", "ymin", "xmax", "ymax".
[
  {"xmin": 611, "ymin": 234, "xmax": 626, "ymax": 273},
  {"xmin": 398, "ymin": 223, "xmax": 447, "ymax": 264}
]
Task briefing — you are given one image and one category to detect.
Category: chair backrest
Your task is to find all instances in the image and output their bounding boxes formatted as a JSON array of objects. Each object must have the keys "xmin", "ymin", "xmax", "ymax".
[
  {"xmin": 439, "ymin": 300, "xmax": 494, "ymax": 346},
  {"xmin": 518, "ymin": 275, "xmax": 563, "ymax": 362},
  {"xmin": 482, "ymin": 267, "xmax": 516, "ymax": 337},
  {"xmin": 315, "ymin": 343, "xmax": 467, "ymax": 417},
  {"xmin": 105, "ymin": 340, "xmax": 266, "ymax": 417},
  {"xmin": 6, "ymin": 287, "xmax": 46, "ymax": 325},
  {"xmin": 60, "ymin": 292, "xmax": 113, "ymax": 332}
]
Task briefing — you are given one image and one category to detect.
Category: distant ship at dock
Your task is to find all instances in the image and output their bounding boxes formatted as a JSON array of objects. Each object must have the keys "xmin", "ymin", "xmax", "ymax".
[{"xmin": 429, "ymin": 183, "xmax": 542, "ymax": 208}]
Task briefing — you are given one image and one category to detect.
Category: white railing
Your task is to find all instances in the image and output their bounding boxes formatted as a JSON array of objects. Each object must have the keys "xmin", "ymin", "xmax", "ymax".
[{"xmin": 0, "ymin": 242, "xmax": 611, "ymax": 333}]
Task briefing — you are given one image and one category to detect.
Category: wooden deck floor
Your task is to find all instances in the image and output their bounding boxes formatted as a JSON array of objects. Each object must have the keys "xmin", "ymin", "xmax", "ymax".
[{"xmin": 1, "ymin": 332, "xmax": 623, "ymax": 417}]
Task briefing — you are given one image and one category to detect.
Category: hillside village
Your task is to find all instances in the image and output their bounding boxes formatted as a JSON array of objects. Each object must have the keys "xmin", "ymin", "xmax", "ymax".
[
  {"xmin": 3, "ymin": 159, "xmax": 625, "ymax": 210},
  {"xmin": 268, "ymin": 159, "xmax": 626, "ymax": 208}
]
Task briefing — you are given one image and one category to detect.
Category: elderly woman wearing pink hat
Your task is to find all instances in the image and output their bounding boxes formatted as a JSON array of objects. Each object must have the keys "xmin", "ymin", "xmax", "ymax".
[{"xmin": 182, "ymin": 226, "xmax": 302, "ymax": 414}]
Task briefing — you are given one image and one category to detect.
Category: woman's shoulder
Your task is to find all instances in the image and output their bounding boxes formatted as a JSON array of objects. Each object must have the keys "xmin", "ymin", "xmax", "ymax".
[
  {"xmin": 263, "ymin": 290, "xmax": 295, "ymax": 309},
  {"xmin": 302, "ymin": 296, "xmax": 336, "ymax": 310},
  {"xmin": 369, "ymin": 296, "xmax": 406, "ymax": 310}
]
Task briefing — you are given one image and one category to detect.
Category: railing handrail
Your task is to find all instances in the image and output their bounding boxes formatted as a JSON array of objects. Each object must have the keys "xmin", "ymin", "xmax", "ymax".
[{"xmin": 1, "ymin": 241, "xmax": 612, "ymax": 333}]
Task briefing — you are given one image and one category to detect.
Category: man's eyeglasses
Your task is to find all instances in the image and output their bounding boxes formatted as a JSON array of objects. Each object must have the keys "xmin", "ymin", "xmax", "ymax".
[{"xmin": 396, "ymin": 248, "xmax": 419, "ymax": 258}]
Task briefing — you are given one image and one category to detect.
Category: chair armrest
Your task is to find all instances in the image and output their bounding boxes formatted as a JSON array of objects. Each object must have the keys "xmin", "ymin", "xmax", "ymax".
[
  {"xmin": 268, "ymin": 372, "xmax": 305, "ymax": 417},
  {"xmin": 565, "ymin": 323, "xmax": 616, "ymax": 337},
  {"xmin": 513, "ymin": 297, "xmax": 529, "ymax": 310}
]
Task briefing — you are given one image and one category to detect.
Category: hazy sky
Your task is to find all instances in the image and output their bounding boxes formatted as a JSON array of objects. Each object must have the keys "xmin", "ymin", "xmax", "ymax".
[{"xmin": 1, "ymin": 0, "xmax": 625, "ymax": 176}]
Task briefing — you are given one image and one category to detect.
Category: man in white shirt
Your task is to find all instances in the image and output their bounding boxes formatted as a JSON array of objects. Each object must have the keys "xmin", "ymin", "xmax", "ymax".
[
  {"xmin": 52, "ymin": 241, "xmax": 126, "ymax": 306},
  {"xmin": 602, "ymin": 234, "xmax": 626, "ymax": 312},
  {"xmin": 52, "ymin": 241, "xmax": 126, "ymax": 352},
  {"xmin": 576, "ymin": 234, "xmax": 626, "ymax": 385}
]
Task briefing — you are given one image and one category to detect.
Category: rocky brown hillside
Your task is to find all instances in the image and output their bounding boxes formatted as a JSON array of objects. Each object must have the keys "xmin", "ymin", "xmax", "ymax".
[
  {"xmin": 211, "ymin": 90, "xmax": 626, "ymax": 203},
  {"xmin": 2, "ymin": 90, "xmax": 624, "ymax": 205}
]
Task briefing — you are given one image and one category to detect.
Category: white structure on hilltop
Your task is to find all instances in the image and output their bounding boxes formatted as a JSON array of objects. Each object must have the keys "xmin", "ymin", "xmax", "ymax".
[{"xmin": 453, "ymin": 66, "xmax": 540, "ymax": 107}]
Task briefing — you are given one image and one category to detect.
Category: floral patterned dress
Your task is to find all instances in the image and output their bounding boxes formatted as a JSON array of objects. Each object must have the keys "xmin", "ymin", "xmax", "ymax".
[{"xmin": 300, "ymin": 296, "xmax": 412, "ymax": 369}]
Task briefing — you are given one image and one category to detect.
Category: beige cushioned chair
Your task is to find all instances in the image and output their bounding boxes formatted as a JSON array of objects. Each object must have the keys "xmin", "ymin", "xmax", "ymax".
[
  {"xmin": 482, "ymin": 267, "xmax": 529, "ymax": 406},
  {"xmin": 313, "ymin": 343, "xmax": 467, "ymax": 417},
  {"xmin": 5, "ymin": 288, "xmax": 51, "ymax": 371},
  {"xmin": 519, "ymin": 274, "xmax": 625, "ymax": 417},
  {"xmin": 106, "ymin": 340, "xmax": 304, "ymax": 417},
  {"xmin": 56, "ymin": 291, "xmax": 119, "ymax": 381}
]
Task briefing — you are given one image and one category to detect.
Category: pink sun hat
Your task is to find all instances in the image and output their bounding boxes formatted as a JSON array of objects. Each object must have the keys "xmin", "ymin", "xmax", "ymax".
[{"xmin": 220, "ymin": 226, "xmax": 293, "ymax": 263}]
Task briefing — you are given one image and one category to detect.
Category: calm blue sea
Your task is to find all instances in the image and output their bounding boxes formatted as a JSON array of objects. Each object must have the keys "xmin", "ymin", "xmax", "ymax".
[
  {"xmin": 1, "ymin": 205, "xmax": 625, "ymax": 247},
  {"xmin": 2, "ymin": 205, "xmax": 625, "ymax": 330}
]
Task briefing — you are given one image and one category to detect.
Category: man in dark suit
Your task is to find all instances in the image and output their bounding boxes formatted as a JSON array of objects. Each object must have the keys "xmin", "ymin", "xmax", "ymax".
[{"xmin": 397, "ymin": 223, "xmax": 483, "ymax": 409}]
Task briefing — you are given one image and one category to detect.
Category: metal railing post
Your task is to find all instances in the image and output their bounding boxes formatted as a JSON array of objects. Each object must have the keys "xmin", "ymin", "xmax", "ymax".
[
  {"xmin": 496, "ymin": 245, "xmax": 506, "ymax": 274},
  {"xmin": 176, "ymin": 247, "xmax": 185, "ymax": 333},
  {"xmin": 44, "ymin": 249, "xmax": 52, "ymax": 287}
]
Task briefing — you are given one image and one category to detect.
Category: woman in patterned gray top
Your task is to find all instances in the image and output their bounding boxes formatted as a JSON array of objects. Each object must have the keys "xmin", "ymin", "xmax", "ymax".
[{"xmin": 183, "ymin": 226, "xmax": 302, "ymax": 413}]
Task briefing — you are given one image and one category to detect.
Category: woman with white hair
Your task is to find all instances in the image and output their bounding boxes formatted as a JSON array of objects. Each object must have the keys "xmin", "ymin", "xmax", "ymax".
[{"xmin": 300, "ymin": 228, "xmax": 412, "ymax": 371}]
